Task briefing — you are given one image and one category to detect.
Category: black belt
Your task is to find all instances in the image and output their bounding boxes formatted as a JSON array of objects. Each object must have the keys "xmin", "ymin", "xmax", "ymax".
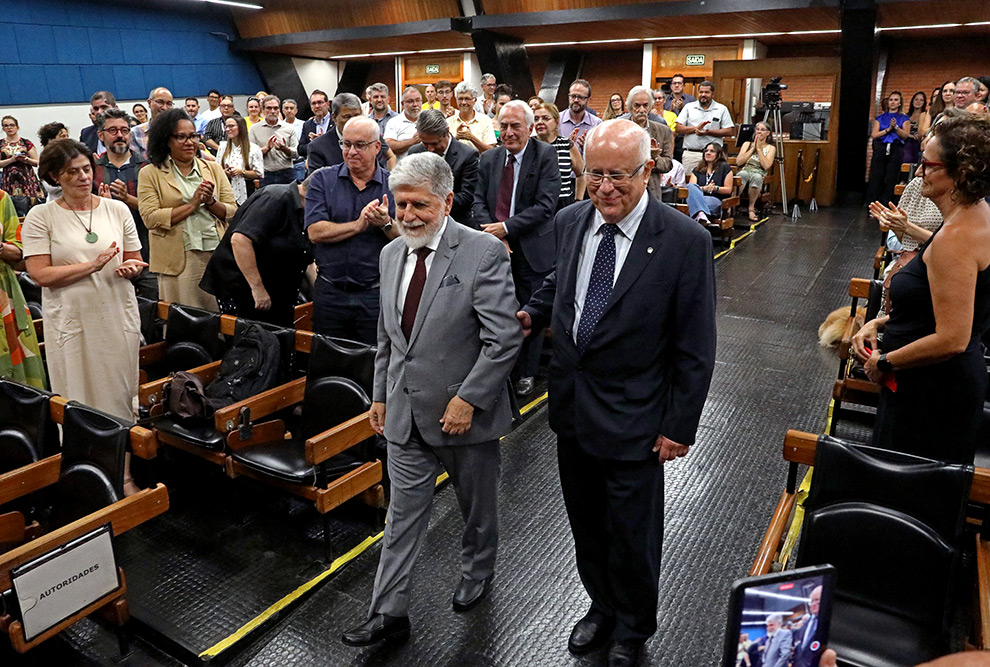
[{"xmin": 317, "ymin": 273, "xmax": 379, "ymax": 293}]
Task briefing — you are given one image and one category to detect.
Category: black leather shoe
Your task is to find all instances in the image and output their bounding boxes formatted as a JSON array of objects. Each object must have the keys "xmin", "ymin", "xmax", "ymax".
[
  {"xmin": 341, "ymin": 614, "xmax": 410, "ymax": 646},
  {"xmin": 567, "ymin": 613, "xmax": 615, "ymax": 655},
  {"xmin": 452, "ymin": 575, "xmax": 492, "ymax": 612},
  {"xmin": 607, "ymin": 640, "xmax": 643, "ymax": 667}
]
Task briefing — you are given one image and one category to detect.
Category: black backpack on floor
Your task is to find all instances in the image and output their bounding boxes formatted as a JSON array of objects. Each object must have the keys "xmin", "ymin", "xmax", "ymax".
[{"xmin": 204, "ymin": 322, "xmax": 281, "ymax": 409}]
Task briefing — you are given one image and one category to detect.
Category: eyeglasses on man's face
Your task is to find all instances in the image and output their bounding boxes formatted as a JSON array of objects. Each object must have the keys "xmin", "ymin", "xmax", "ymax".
[
  {"xmin": 101, "ymin": 126, "xmax": 130, "ymax": 136},
  {"xmin": 569, "ymin": 94, "xmax": 589, "ymax": 101},
  {"xmin": 583, "ymin": 162, "xmax": 647, "ymax": 186},
  {"xmin": 340, "ymin": 140, "xmax": 377, "ymax": 151}
]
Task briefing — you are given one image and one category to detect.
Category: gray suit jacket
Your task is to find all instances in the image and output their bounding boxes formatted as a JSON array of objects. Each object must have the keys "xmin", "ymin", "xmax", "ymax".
[
  {"xmin": 374, "ymin": 219, "xmax": 522, "ymax": 446},
  {"xmin": 762, "ymin": 629, "xmax": 793, "ymax": 667}
]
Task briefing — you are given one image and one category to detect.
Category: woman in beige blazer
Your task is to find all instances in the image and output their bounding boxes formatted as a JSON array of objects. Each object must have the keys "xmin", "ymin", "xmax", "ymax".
[{"xmin": 138, "ymin": 109, "xmax": 236, "ymax": 310}]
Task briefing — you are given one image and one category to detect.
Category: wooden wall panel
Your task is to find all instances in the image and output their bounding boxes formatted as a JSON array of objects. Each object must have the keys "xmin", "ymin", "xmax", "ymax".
[
  {"xmin": 234, "ymin": 0, "xmax": 459, "ymax": 39},
  {"xmin": 402, "ymin": 55, "xmax": 462, "ymax": 85},
  {"xmin": 483, "ymin": 0, "xmax": 674, "ymax": 13},
  {"xmin": 654, "ymin": 43, "xmax": 742, "ymax": 80}
]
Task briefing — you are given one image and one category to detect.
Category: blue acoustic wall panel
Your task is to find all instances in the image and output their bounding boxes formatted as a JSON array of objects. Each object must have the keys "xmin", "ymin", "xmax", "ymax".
[{"xmin": 0, "ymin": 0, "xmax": 265, "ymax": 105}]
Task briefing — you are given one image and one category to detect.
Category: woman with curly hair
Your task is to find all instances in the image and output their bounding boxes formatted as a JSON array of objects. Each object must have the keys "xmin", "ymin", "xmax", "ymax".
[
  {"xmin": 853, "ymin": 113, "xmax": 990, "ymax": 464},
  {"xmin": 137, "ymin": 109, "xmax": 235, "ymax": 310}
]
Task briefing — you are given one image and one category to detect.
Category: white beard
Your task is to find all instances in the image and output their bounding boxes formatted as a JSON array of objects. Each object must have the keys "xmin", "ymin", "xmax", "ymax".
[{"xmin": 399, "ymin": 218, "xmax": 442, "ymax": 249}]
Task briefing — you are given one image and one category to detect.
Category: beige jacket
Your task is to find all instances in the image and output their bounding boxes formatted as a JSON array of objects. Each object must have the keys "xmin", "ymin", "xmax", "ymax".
[{"xmin": 137, "ymin": 158, "xmax": 236, "ymax": 275}]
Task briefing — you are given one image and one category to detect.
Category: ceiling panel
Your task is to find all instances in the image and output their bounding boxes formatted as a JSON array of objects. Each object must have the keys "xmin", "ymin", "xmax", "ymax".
[
  {"xmin": 234, "ymin": 0, "xmax": 460, "ymax": 39},
  {"xmin": 877, "ymin": 0, "xmax": 990, "ymax": 27}
]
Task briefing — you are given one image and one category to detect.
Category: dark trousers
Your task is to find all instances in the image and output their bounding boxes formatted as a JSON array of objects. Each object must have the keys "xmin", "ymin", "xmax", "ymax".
[
  {"xmin": 130, "ymin": 267, "xmax": 159, "ymax": 301},
  {"xmin": 512, "ymin": 255, "xmax": 549, "ymax": 380},
  {"xmin": 261, "ymin": 168, "xmax": 296, "ymax": 187},
  {"xmin": 865, "ymin": 142, "xmax": 904, "ymax": 205},
  {"xmin": 557, "ymin": 436, "xmax": 665, "ymax": 643},
  {"xmin": 313, "ymin": 277, "xmax": 379, "ymax": 345},
  {"xmin": 217, "ymin": 293, "xmax": 295, "ymax": 328}
]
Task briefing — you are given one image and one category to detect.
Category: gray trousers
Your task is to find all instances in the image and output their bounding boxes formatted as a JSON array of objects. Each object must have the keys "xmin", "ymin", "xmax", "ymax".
[{"xmin": 369, "ymin": 424, "xmax": 500, "ymax": 618}]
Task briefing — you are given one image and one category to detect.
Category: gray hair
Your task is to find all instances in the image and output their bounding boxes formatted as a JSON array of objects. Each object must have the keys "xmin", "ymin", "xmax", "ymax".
[
  {"xmin": 626, "ymin": 85, "xmax": 654, "ymax": 111},
  {"xmin": 417, "ymin": 110, "xmax": 450, "ymax": 138},
  {"xmin": 766, "ymin": 614, "xmax": 784, "ymax": 625},
  {"xmin": 262, "ymin": 95, "xmax": 281, "ymax": 108},
  {"xmin": 401, "ymin": 86, "xmax": 421, "ymax": 99},
  {"xmin": 282, "ymin": 98, "xmax": 297, "ymax": 107},
  {"xmin": 332, "ymin": 92, "xmax": 362, "ymax": 117},
  {"xmin": 481, "ymin": 73, "xmax": 496, "ymax": 85},
  {"xmin": 499, "ymin": 100, "xmax": 534, "ymax": 126},
  {"xmin": 454, "ymin": 81, "xmax": 479, "ymax": 100},
  {"xmin": 96, "ymin": 108, "xmax": 131, "ymax": 130},
  {"xmin": 389, "ymin": 152, "xmax": 454, "ymax": 202},
  {"xmin": 369, "ymin": 82, "xmax": 389, "ymax": 95},
  {"xmin": 956, "ymin": 77, "xmax": 981, "ymax": 91},
  {"xmin": 585, "ymin": 119, "xmax": 650, "ymax": 165},
  {"xmin": 343, "ymin": 115, "xmax": 380, "ymax": 141},
  {"xmin": 699, "ymin": 80, "xmax": 716, "ymax": 92}
]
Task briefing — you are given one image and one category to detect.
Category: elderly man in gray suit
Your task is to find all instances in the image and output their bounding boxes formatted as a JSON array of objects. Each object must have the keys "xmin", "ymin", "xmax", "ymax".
[
  {"xmin": 761, "ymin": 613, "xmax": 794, "ymax": 667},
  {"xmin": 342, "ymin": 152, "xmax": 523, "ymax": 647}
]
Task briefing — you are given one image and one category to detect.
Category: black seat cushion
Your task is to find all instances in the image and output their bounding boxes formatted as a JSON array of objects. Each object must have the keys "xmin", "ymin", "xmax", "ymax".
[
  {"xmin": 827, "ymin": 597, "xmax": 946, "ymax": 667},
  {"xmin": 51, "ymin": 403, "xmax": 130, "ymax": 528},
  {"xmin": 307, "ymin": 335, "xmax": 376, "ymax": 397},
  {"xmin": 976, "ymin": 402, "xmax": 990, "ymax": 469},
  {"xmin": 0, "ymin": 378, "xmax": 58, "ymax": 473},
  {"xmin": 232, "ymin": 376, "xmax": 373, "ymax": 486},
  {"xmin": 153, "ymin": 415, "xmax": 225, "ymax": 451},
  {"xmin": 165, "ymin": 304, "xmax": 224, "ymax": 370}
]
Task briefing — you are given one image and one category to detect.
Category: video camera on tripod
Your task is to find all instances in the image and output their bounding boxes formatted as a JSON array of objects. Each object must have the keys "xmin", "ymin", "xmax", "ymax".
[{"xmin": 762, "ymin": 76, "xmax": 788, "ymax": 109}]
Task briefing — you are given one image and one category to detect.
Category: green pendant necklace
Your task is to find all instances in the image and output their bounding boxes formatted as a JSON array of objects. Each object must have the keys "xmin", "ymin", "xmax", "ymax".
[{"xmin": 68, "ymin": 202, "xmax": 98, "ymax": 244}]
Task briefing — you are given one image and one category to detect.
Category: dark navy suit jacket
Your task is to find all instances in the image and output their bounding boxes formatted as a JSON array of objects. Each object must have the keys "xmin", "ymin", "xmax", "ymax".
[{"xmin": 524, "ymin": 197, "xmax": 717, "ymax": 459}]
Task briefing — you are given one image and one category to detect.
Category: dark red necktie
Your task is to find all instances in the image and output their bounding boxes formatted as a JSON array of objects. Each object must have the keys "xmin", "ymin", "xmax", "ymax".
[
  {"xmin": 495, "ymin": 153, "xmax": 515, "ymax": 222},
  {"xmin": 401, "ymin": 247, "xmax": 432, "ymax": 340}
]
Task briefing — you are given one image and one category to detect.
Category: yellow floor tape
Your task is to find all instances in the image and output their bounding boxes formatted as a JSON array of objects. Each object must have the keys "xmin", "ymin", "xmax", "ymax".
[
  {"xmin": 712, "ymin": 215, "xmax": 768, "ymax": 260},
  {"xmin": 200, "ymin": 390, "xmax": 549, "ymax": 658}
]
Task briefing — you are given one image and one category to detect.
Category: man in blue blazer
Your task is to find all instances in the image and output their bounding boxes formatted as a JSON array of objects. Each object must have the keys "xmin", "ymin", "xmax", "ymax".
[
  {"xmin": 473, "ymin": 101, "xmax": 560, "ymax": 396},
  {"xmin": 518, "ymin": 119, "xmax": 716, "ymax": 667}
]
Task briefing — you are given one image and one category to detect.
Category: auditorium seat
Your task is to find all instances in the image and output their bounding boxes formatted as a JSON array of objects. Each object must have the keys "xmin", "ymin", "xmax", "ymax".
[
  {"xmin": 0, "ymin": 379, "xmax": 59, "ymax": 476},
  {"xmin": 830, "ymin": 278, "xmax": 884, "ymax": 435},
  {"xmin": 675, "ymin": 175, "xmax": 742, "ymax": 247},
  {"xmin": 752, "ymin": 430, "xmax": 989, "ymax": 662},
  {"xmin": 137, "ymin": 303, "xmax": 227, "ymax": 387}
]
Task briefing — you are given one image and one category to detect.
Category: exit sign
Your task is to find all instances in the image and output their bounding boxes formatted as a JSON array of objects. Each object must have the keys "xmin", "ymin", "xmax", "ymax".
[
  {"xmin": 686, "ymin": 54, "xmax": 705, "ymax": 66},
  {"xmin": 425, "ymin": 64, "xmax": 440, "ymax": 75}
]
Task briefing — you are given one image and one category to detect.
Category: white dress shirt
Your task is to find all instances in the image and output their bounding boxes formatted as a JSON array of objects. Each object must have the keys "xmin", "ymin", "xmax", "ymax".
[
  {"xmin": 573, "ymin": 191, "xmax": 649, "ymax": 343},
  {"xmin": 399, "ymin": 217, "xmax": 449, "ymax": 313}
]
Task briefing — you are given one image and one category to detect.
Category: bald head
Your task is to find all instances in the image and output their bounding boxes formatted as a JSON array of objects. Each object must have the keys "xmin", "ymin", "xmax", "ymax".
[
  {"xmin": 341, "ymin": 116, "xmax": 381, "ymax": 176},
  {"xmin": 148, "ymin": 87, "xmax": 174, "ymax": 120},
  {"xmin": 583, "ymin": 119, "xmax": 653, "ymax": 225}
]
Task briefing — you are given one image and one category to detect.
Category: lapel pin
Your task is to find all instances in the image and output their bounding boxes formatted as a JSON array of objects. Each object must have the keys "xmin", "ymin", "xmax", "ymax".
[{"xmin": 647, "ymin": 247, "xmax": 654, "ymax": 254}]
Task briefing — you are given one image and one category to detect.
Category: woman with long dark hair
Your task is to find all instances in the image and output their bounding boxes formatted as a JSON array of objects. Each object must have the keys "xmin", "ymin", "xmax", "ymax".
[
  {"xmin": 137, "ymin": 109, "xmax": 235, "ymax": 310},
  {"xmin": 217, "ymin": 115, "xmax": 263, "ymax": 205},
  {"xmin": 903, "ymin": 91, "xmax": 929, "ymax": 163},
  {"xmin": 866, "ymin": 91, "xmax": 911, "ymax": 205},
  {"xmin": 685, "ymin": 141, "xmax": 733, "ymax": 225},
  {"xmin": 928, "ymin": 81, "xmax": 954, "ymax": 121}
]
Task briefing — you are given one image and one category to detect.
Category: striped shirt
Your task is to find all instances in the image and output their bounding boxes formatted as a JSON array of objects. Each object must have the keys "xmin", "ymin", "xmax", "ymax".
[{"xmin": 551, "ymin": 135, "xmax": 574, "ymax": 199}]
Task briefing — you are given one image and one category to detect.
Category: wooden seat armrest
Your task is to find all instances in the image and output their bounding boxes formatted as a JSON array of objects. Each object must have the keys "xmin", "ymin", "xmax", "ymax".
[
  {"xmin": 294, "ymin": 302, "xmax": 313, "ymax": 332},
  {"xmin": 0, "ymin": 456, "xmax": 61, "ymax": 506},
  {"xmin": 139, "ymin": 341, "xmax": 167, "ymax": 366},
  {"xmin": 226, "ymin": 419, "xmax": 288, "ymax": 450},
  {"xmin": 838, "ymin": 317, "xmax": 859, "ymax": 359},
  {"xmin": 213, "ymin": 377, "xmax": 307, "ymax": 433},
  {"xmin": 0, "ymin": 484, "xmax": 169, "ymax": 590},
  {"xmin": 138, "ymin": 360, "xmax": 222, "ymax": 407},
  {"xmin": 750, "ymin": 490, "xmax": 797, "ymax": 576},
  {"xmin": 0, "ymin": 512, "xmax": 26, "ymax": 547},
  {"xmin": 976, "ymin": 534, "xmax": 990, "ymax": 649},
  {"xmin": 723, "ymin": 196, "xmax": 741, "ymax": 209},
  {"xmin": 874, "ymin": 245, "xmax": 886, "ymax": 270},
  {"xmin": 306, "ymin": 412, "xmax": 376, "ymax": 465},
  {"xmin": 677, "ymin": 187, "xmax": 689, "ymax": 199},
  {"xmin": 848, "ymin": 278, "xmax": 872, "ymax": 299},
  {"xmin": 129, "ymin": 425, "xmax": 158, "ymax": 460}
]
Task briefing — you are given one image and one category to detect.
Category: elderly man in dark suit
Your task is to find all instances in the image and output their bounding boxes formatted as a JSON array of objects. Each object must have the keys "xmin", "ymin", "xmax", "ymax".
[
  {"xmin": 518, "ymin": 119, "xmax": 717, "ymax": 667},
  {"xmin": 406, "ymin": 110, "xmax": 479, "ymax": 226},
  {"xmin": 473, "ymin": 100, "xmax": 560, "ymax": 396},
  {"xmin": 341, "ymin": 152, "xmax": 522, "ymax": 647}
]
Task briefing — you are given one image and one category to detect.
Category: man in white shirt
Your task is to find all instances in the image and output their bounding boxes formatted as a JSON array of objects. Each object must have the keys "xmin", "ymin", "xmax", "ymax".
[
  {"xmin": 282, "ymin": 98, "xmax": 306, "ymax": 181},
  {"xmin": 449, "ymin": 82, "xmax": 496, "ymax": 153},
  {"xmin": 675, "ymin": 80, "xmax": 735, "ymax": 174},
  {"xmin": 475, "ymin": 73, "xmax": 497, "ymax": 118},
  {"xmin": 199, "ymin": 89, "xmax": 223, "ymax": 123},
  {"xmin": 248, "ymin": 95, "xmax": 299, "ymax": 186},
  {"xmin": 385, "ymin": 87, "xmax": 423, "ymax": 161}
]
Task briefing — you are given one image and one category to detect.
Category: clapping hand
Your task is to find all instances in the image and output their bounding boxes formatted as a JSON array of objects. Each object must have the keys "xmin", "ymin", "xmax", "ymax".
[
  {"xmin": 696, "ymin": 120, "xmax": 711, "ymax": 136},
  {"xmin": 97, "ymin": 183, "xmax": 113, "ymax": 199},
  {"xmin": 456, "ymin": 124, "xmax": 473, "ymax": 141},
  {"xmin": 115, "ymin": 258, "xmax": 148, "ymax": 279},
  {"xmin": 195, "ymin": 180, "xmax": 215, "ymax": 206},
  {"xmin": 108, "ymin": 179, "xmax": 128, "ymax": 202},
  {"xmin": 869, "ymin": 201, "xmax": 909, "ymax": 235},
  {"xmin": 91, "ymin": 242, "xmax": 120, "ymax": 272}
]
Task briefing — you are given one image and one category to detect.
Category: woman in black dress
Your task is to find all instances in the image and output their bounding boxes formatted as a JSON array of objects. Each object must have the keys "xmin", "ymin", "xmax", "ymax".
[{"xmin": 853, "ymin": 113, "xmax": 990, "ymax": 464}]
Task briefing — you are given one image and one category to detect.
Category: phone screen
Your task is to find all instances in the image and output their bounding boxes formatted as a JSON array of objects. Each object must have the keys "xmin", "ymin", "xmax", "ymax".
[{"xmin": 722, "ymin": 565, "xmax": 835, "ymax": 667}]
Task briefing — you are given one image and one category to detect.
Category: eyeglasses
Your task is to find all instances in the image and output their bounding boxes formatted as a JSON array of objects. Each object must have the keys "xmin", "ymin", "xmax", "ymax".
[
  {"xmin": 101, "ymin": 127, "xmax": 130, "ymax": 136},
  {"xmin": 339, "ymin": 140, "xmax": 377, "ymax": 151},
  {"xmin": 264, "ymin": 106, "xmax": 280, "ymax": 112},
  {"xmin": 171, "ymin": 133, "xmax": 198, "ymax": 143},
  {"xmin": 919, "ymin": 160, "xmax": 946, "ymax": 174},
  {"xmin": 568, "ymin": 94, "xmax": 589, "ymax": 100},
  {"xmin": 583, "ymin": 163, "xmax": 647, "ymax": 186}
]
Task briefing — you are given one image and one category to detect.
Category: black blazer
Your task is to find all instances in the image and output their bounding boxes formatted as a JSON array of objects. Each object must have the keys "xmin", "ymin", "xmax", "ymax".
[
  {"xmin": 307, "ymin": 126, "xmax": 390, "ymax": 175},
  {"xmin": 472, "ymin": 140, "xmax": 560, "ymax": 274},
  {"xmin": 80, "ymin": 125, "xmax": 100, "ymax": 155},
  {"xmin": 407, "ymin": 139, "xmax": 479, "ymax": 227},
  {"xmin": 297, "ymin": 116, "xmax": 326, "ymax": 157},
  {"xmin": 524, "ymin": 197, "xmax": 717, "ymax": 459}
]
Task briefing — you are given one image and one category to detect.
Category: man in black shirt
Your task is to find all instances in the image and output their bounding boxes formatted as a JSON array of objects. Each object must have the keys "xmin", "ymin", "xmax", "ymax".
[
  {"xmin": 203, "ymin": 95, "xmax": 239, "ymax": 154},
  {"xmin": 200, "ymin": 178, "xmax": 313, "ymax": 327}
]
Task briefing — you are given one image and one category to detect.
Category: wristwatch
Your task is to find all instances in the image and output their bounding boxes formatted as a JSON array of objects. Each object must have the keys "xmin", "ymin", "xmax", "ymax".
[
  {"xmin": 383, "ymin": 221, "xmax": 393, "ymax": 232},
  {"xmin": 876, "ymin": 353, "xmax": 894, "ymax": 373}
]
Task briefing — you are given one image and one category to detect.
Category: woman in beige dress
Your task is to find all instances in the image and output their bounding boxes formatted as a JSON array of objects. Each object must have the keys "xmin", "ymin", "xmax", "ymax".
[{"xmin": 23, "ymin": 139, "xmax": 147, "ymax": 493}]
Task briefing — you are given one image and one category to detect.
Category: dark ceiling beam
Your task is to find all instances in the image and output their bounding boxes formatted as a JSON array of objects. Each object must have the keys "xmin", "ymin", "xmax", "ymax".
[{"xmin": 232, "ymin": 18, "xmax": 456, "ymax": 51}]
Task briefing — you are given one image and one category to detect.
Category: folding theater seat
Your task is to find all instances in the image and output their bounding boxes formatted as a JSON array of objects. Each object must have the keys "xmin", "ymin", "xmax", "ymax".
[
  {"xmin": 830, "ymin": 278, "xmax": 884, "ymax": 435},
  {"xmin": 676, "ymin": 175, "xmax": 742, "ymax": 248},
  {"xmin": 0, "ymin": 379, "xmax": 59, "ymax": 476}
]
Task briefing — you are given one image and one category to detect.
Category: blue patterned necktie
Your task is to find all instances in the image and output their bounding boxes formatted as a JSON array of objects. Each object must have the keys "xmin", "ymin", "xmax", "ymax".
[{"xmin": 577, "ymin": 223, "xmax": 618, "ymax": 352}]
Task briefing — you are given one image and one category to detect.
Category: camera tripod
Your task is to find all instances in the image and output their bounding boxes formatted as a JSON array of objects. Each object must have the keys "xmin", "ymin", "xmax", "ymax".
[{"xmin": 761, "ymin": 102, "xmax": 788, "ymax": 216}]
